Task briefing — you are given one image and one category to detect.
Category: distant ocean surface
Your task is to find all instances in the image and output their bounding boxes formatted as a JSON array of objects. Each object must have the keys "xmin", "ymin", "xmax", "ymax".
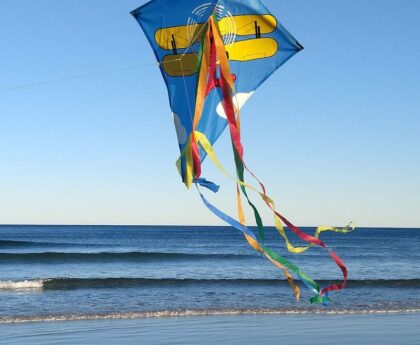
[{"xmin": 0, "ymin": 225, "xmax": 419, "ymax": 323}]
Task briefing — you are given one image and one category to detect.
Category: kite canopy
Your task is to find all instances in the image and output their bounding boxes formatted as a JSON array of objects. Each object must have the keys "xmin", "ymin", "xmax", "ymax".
[
  {"xmin": 132, "ymin": 0, "xmax": 354, "ymax": 305},
  {"xmin": 132, "ymin": 0, "xmax": 302, "ymax": 185}
]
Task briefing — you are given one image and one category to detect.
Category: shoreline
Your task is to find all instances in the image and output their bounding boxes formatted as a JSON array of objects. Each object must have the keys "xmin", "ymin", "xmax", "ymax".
[
  {"xmin": 2, "ymin": 308, "xmax": 420, "ymax": 324},
  {"xmin": 1, "ymin": 313, "xmax": 419, "ymax": 345}
]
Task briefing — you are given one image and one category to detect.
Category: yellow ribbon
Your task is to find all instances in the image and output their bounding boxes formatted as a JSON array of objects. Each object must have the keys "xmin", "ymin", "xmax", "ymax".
[{"xmin": 178, "ymin": 131, "xmax": 354, "ymax": 253}]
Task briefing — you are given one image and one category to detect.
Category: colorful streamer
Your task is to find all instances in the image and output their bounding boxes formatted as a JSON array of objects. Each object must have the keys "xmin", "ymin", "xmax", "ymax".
[{"xmin": 132, "ymin": 0, "xmax": 354, "ymax": 304}]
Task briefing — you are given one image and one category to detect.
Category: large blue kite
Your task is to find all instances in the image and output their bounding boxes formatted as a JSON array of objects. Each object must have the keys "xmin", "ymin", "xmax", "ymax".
[{"xmin": 132, "ymin": 0, "xmax": 353, "ymax": 304}]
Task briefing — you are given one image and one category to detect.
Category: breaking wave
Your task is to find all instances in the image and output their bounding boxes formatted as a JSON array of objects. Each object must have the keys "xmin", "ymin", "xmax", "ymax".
[
  {"xmin": 1, "ymin": 308, "xmax": 419, "ymax": 324},
  {"xmin": 0, "ymin": 251, "xmax": 252, "ymax": 262},
  {"xmin": 1, "ymin": 278, "xmax": 420, "ymax": 290},
  {"xmin": 0, "ymin": 280, "xmax": 45, "ymax": 290}
]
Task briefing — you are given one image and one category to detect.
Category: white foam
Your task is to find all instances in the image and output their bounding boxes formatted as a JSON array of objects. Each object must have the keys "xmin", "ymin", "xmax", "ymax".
[
  {"xmin": 1, "ymin": 308, "xmax": 420, "ymax": 324},
  {"xmin": 0, "ymin": 279, "xmax": 45, "ymax": 290}
]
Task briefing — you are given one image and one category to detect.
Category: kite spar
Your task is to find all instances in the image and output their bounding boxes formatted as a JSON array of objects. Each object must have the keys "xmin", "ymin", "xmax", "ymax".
[{"xmin": 132, "ymin": 0, "xmax": 354, "ymax": 304}]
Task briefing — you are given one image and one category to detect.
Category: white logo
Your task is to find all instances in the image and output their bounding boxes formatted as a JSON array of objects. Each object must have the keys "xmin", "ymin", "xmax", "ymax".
[{"xmin": 186, "ymin": 3, "xmax": 236, "ymax": 52}]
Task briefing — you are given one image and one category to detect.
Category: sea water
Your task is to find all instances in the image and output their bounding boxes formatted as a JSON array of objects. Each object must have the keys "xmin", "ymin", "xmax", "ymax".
[{"xmin": 0, "ymin": 225, "xmax": 419, "ymax": 322}]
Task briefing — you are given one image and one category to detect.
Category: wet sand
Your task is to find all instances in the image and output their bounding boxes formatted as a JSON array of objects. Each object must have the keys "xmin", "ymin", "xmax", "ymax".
[{"xmin": 1, "ymin": 312, "xmax": 419, "ymax": 345}]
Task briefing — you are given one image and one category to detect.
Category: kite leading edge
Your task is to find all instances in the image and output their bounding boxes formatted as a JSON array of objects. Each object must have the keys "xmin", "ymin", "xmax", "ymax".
[{"xmin": 131, "ymin": 0, "xmax": 354, "ymax": 304}]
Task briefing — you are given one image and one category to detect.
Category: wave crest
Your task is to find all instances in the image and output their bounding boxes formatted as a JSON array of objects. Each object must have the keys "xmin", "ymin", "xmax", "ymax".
[
  {"xmin": 0, "ymin": 279, "xmax": 45, "ymax": 290},
  {"xmin": 1, "ymin": 308, "xmax": 420, "ymax": 324},
  {"xmin": 0, "ymin": 251, "xmax": 252, "ymax": 262},
  {"xmin": 2, "ymin": 278, "xmax": 420, "ymax": 291}
]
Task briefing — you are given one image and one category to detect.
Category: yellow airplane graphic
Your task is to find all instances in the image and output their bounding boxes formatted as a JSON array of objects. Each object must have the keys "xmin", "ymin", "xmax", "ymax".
[
  {"xmin": 156, "ymin": 14, "xmax": 279, "ymax": 77},
  {"xmin": 161, "ymin": 37, "xmax": 278, "ymax": 77},
  {"xmin": 155, "ymin": 14, "xmax": 277, "ymax": 51}
]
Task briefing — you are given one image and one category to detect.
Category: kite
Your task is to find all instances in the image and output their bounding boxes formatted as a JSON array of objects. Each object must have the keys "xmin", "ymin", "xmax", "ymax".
[{"xmin": 131, "ymin": 0, "xmax": 354, "ymax": 304}]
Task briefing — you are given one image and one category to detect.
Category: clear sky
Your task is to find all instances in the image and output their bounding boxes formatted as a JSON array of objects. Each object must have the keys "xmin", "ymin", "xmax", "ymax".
[{"xmin": 0, "ymin": 0, "xmax": 419, "ymax": 227}]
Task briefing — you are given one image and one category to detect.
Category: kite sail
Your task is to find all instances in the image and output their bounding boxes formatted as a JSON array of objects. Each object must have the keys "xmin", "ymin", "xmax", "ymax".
[{"xmin": 132, "ymin": 0, "xmax": 354, "ymax": 304}]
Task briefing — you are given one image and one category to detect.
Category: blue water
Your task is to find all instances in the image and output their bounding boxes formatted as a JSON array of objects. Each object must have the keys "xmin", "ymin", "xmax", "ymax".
[{"xmin": 0, "ymin": 225, "xmax": 419, "ymax": 322}]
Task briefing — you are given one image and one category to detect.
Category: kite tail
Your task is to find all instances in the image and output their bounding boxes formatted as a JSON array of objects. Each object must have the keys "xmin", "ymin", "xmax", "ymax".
[
  {"xmin": 192, "ymin": 133, "xmax": 350, "ymax": 304},
  {"xmin": 209, "ymin": 16, "xmax": 354, "ymax": 301},
  {"xmin": 178, "ymin": 15, "xmax": 354, "ymax": 304},
  {"xmin": 195, "ymin": 182, "xmax": 333, "ymax": 303}
]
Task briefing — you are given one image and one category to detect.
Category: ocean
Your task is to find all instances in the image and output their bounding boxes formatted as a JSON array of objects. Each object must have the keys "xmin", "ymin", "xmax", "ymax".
[{"xmin": 0, "ymin": 225, "xmax": 419, "ymax": 344}]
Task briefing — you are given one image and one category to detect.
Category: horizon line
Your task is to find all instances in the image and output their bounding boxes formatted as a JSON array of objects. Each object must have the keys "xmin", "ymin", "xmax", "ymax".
[{"xmin": 0, "ymin": 224, "xmax": 419, "ymax": 230}]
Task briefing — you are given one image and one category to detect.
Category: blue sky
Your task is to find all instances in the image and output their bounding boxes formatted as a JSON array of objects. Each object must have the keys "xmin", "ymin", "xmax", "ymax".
[{"xmin": 0, "ymin": 0, "xmax": 419, "ymax": 227}]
